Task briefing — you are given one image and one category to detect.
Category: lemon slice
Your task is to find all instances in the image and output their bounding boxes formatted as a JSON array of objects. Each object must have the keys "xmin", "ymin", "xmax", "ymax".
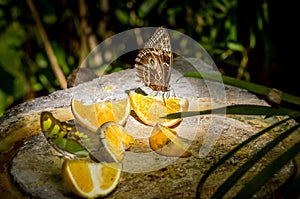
[
  {"xmin": 129, "ymin": 91, "xmax": 188, "ymax": 127},
  {"xmin": 63, "ymin": 159, "xmax": 121, "ymax": 198},
  {"xmin": 71, "ymin": 96, "xmax": 130, "ymax": 132},
  {"xmin": 149, "ymin": 124, "xmax": 192, "ymax": 157},
  {"xmin": 98, "ymin": 122, "xmax": 134, "ymax": 162}
]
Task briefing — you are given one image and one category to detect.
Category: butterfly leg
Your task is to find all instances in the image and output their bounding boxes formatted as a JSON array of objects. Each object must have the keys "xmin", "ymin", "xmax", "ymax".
[
  {"xmin": 151, "ymin": 90, "xmax": 159, "ymax": 97},
  {"xmin": 162, "ymin": 92, "xmax": 167, "ymax": 105},
  {"xmin": 169, "ymin": 88, "xmax": 176, "ymax": 98}
]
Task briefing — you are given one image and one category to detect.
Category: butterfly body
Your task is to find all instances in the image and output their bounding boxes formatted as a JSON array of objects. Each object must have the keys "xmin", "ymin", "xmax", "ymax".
[{"xmin": 135, "ymin": 27, "xmax": 173, "ymax": 95}]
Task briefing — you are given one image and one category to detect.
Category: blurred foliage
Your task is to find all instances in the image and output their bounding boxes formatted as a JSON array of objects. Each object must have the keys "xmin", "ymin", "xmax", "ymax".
[{"xmin": 0, "ymin": 0, "xmax": 298, "ymax": 115}]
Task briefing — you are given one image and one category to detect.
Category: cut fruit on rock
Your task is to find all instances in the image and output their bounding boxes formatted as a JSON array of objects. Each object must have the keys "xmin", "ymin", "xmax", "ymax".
[
  {"xmin": 71, "ymin": 96, "xmax": 130, "ymax": 132},
  {"xmin": 63, "ymin": 159, "xmax": 122, "ymax": 198},
  {"xmin": 98, "ymin": 122, "xmax": 134, "ymax": 162},
  {"xmin": 129, "ymin": 91, "xmax": 188, "ymax": 127},
  {"xmin": 149, "ymin": 124, "xmax": 192, "ymax": 157}
]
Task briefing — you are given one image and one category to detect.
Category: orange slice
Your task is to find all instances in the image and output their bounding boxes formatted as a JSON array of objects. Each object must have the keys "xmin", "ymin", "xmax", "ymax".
[
  {"xmin": 71, "ymin": 96, "xmax": 130, "ymax": 132},
  {"xmin": 149, "ymin": 124, "xmax": 192, "ymax": 157},
  {"xmin": 63, "ymin": 159, "xmax": 122, "ymax": 198},
  {"xmin": 99, "ymin": 122, "xmax": 134, "ymax": 162},
  {"xmin": 129, "ymin": 91, "xmax": 188, "ymax": 127}
]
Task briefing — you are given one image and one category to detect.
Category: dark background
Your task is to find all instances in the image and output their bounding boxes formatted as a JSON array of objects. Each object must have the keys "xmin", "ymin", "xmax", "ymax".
[{"xmin": 0, "ymin": 0, "xmax": 298, "ymax": 115}]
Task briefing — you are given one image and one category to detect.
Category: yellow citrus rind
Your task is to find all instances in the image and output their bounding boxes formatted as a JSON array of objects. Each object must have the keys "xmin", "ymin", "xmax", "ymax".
[
  {"xmin": 129, "ymin": 91, "xmax": 188, "ymax": 127},
  {"xmin": 71, "ymin": 96, "xmax": 130, "ymax": 132},
  {"xmin": 63, "ymin": 159, "xmax": 122, "ymax": 198},
  {"xmin": 149, "ymin": 124, "xmax": 192, "ymax": 157},
  {"xmin": 100, "ymin": 122, "xmax": 134, "ymax": 162}
]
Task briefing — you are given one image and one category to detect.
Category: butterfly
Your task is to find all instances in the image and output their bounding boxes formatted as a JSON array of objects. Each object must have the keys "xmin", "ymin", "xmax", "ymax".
[
  {"xmin": 40, "ymin": 111, "xmax": 118, "ymax": 163},
  {"xmin": 135, "ymin": 27, "xmax": 173, "ymax": 101}
]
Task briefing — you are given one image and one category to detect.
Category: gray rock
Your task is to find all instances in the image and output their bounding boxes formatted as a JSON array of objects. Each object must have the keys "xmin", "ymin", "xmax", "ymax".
[{"xmin": 1, "ymin": 58, "xmax": 296, "ymax": 198}]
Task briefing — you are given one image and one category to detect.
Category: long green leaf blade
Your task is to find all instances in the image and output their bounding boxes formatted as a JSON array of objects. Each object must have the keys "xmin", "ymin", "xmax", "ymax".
[
  {"xmin": 234, "ymin": 130, "xmax": 300, "ymax": 198},
  {"xmin": 163, "ymin": 105, "xmax": 299, "ymax": 119},
  {"xmin": 196, "ymin": 117, "xmax": 293, "ymax": 198},
  {"xmin": 211, "ymin": 124, "xmax": 300, "ymax": 199},
  {"xmin": 184, "ymin": 72, "xmax": 300, "ymax": 107}
]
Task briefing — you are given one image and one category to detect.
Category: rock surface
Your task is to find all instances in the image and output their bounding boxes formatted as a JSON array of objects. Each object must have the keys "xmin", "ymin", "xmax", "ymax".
[{"xmin": 0, "ymin": 58, "xmax": 296, "ymax": 198}]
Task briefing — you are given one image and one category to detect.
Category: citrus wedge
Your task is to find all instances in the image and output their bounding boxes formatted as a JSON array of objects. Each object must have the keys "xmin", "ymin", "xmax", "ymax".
[
  {"xmin": 63, "ymin": 159, "xmax": 122, "ymax": 198},
  {"xmin": 98, "ymin": 122, "xmax": 134, "ymax": 162},
  {"xmin": 149, "ymin": 124, "xmax": 192, "ymax": 157},
  {"xmin": 129, "ymin": 91, "xmax": 188, "ymax": 127},
  {"xmin": 71, "ymin": 96, "xmax": 130, "ymax": 132}
]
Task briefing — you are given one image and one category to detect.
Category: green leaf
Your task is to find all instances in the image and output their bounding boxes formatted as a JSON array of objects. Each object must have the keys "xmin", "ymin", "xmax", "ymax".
[
  {"xmin": 196, "ymin": 116, "xmax": 294, "ymax": 197},
  {"xmin": 212, "ymin": 123, "xmax": 300, "ymax": 198},
  {"xmin": 52, "ymin": 42, "xmax": 69, "ymax": 74},
  {"xmin": 163, "ymin": 105, "xmax": 300, "ymax": 119},
  {"xmin": 138, "ymin": 0, "xmax": 159, "ymax": 18},
  {"xmin": 234, "ymin": 128, "xmax": 300, "ymax": 198},
  {"xmin": 249, "ymin": 29, "xmax": 256, "ymax": 49},
  {"xmin": 183, "ymin": 72, "xmax": 300, "ymax": 107},
  {"xmin": 227, "ymin": 42, "xmax": 245, "ymax": 52},
  {"xmin": 115, "ymin": 9, "xmax": 129, "ymax": 24}
]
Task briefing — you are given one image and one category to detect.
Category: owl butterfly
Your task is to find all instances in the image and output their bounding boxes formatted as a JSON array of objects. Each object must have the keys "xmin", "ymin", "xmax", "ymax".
[{"xmin": 135, "ymin": 27, "xmax": 173, "ymax": 102}]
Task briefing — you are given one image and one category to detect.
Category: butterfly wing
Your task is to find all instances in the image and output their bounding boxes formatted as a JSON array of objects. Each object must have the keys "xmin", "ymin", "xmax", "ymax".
[
  {"xmin": 135, "ymin": 27, "xmax": 173, "ymax": 92},
  {"xmin": 40, "ymin": 111, "xmax": 90, "ymax": 158},
  {"xmin": 144, "ymin": 27, "xmax": 172, "ymax": 52},
  {"xmin": 74, "ymin": 121, "xmax": 118, "ymax": 163},
  {"xmin": 40, "ymin": 111, "xmax": 117, "ymax": 162}
]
